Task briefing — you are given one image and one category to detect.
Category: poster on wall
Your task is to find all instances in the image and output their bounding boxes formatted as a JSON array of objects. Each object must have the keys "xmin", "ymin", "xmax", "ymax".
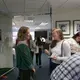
[
  {"xmin": 73, "ymin": 20, "xmax": 80, "ymax": 34},
  {"xmin": 55, "ymin": 20, "xmax": 71, "ymax": 35}
]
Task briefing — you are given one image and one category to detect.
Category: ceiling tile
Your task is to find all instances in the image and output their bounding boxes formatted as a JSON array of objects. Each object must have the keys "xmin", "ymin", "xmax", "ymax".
[
  {"xmin": 4, "ymin": 0, "xmax": 24, "ymax": 12},
  {"xmin": 0, "ymin": 0, "xmax": 8, "ymax": 13},
  {"xmin": 48, "ymin": 0, "xmax": 68, "ymax": 9},
  {"xmin": 25, "ymin": 1, "xmax": 45, "ymax": 9},
  {"xmin": 61, "ymin": 0, "xmax": 80, "ymax": 8}
]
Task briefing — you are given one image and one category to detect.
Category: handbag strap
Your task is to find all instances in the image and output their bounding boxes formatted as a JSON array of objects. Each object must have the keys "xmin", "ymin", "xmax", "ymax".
[{"xmin": 61, "ymin": 40, "xmax": 65, "ymax": 57}]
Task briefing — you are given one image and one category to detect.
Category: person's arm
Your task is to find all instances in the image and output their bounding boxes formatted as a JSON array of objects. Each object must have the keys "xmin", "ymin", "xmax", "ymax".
[
  {"xmin": 57, "ymin": 41, "xmax": 71, "ymax": 61},
  {"xmin": 44, "ymin": 49, "xmax": 51, "ymax": 56}
]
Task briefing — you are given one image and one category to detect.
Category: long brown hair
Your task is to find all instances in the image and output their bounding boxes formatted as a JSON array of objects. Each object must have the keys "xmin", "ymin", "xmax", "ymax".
[
  {"xmin": 51, "ymin": 28, "xmax": 64, "ymax": 48},
  {"xmin": 72, "ymin": 32, "xmax": 80, "ymax": 45},
  {"xmin": 17, "ymin": 26, "xmax": 29, "ymax": 41}
]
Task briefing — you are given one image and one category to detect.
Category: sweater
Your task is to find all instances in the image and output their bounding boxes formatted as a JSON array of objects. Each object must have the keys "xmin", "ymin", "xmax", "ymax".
[
  {"xmin": 67, "ymin": 38, "xmax": 80, "ymax": 54},
  {"xmin": 15, "ymin": 41, "xmax": 33, "ymax": 70},
  {"xmin": 50, "ymin": 40, "xmax": 71, "ymax": 64}
]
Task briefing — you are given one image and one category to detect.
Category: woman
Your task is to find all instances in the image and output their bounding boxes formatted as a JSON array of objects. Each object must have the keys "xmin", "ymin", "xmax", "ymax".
[
  {"xmin": 29, "ymin": 35, "xmax": 36, "ymax": 60},
  {"xmin": 15, "ymin": 26, "xmax": 35, "ymax": 80},
  {"xmin": 35, "ymin": 37, "xmax": 43, "ymax": 68},
  {"xmin": 67, "ymin": 32, "xmax": 80, "ymax": 55},
  {"xmin": 45, "ymin": 28, "xmax": 71, "ymax": 74}
]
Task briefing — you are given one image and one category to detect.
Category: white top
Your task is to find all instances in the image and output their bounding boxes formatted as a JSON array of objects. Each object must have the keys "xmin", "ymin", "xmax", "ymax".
[
  {"xmin": 67, "ymin": 38, "xmax": 80, "ymax": 54},
  {"xmin": 50, "ymin": 40, "xmax": 71, "ymax": 64}
]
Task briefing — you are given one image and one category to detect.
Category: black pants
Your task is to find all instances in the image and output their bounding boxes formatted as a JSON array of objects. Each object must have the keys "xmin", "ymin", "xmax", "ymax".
[
  {"xmin": 31, "ymin": 51, "xmax": 34, "ymax": 60},
  {"xmin": 19, "ymin": 69, "xmax": 31, "ymax": 80},
  {"xmin": 49, "ymin": 59, "xmax": 59, "ymax": 74},
  {"xmin": 36, "ymin": 48, "xmax": 42, "ymax": 66}
]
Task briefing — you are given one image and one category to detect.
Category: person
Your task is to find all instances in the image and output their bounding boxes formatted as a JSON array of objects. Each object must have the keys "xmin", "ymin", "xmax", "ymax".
[
  {"xmin": 35, "ymin": 37, "xmax": 43, "ymax": 68},
  {"xmin": 45, "ymin": 28, "xmax": 71, "ymax": 74},
  {"xmin": 15, "ymin": 26, "xmax": 35, "ymax": 80},
  {"xmin": 50, "ymin": 53, "xmax": 80, "ymax": 80},
  {"xmin": 67, "ymin": 32, "xmax": 80, "ymax": 55},
  {"xmin": 29, "ymin": 35, "xmax": 36, "ymax": 60}
]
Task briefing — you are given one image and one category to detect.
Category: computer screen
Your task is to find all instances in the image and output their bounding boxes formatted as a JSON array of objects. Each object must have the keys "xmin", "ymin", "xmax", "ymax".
[{"xmin": 35, "ymin": 31, "xmax": 47, "ymax": 38}]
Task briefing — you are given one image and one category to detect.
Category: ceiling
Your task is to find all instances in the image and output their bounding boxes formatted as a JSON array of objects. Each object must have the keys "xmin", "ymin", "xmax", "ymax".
[
  {"xmin": 1, "ymin": 0, "xmax": 80, "ymax": 30},
  {"xmin": 48, "ymin": 0, "xmax": 80, "ymax": 13},
  {"xmin": 0, "ymin": 0, "xmax": 50, "ymax": 16},
  {"xmin": 0, "ymin": 0, "xmax": 80, "ymax": 16}
]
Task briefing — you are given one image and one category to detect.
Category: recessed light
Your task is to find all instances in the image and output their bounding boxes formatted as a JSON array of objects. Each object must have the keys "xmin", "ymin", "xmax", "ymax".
[
  {"xmin": 35, "ymin": 27, "xmax": 40, "ymax": 29},
  {"xmin": 24, "ymin": 20, "xmax": 33, "ymax": 22},
  {"xmin": 39, "ymin": 22, "xmax": 48, "ymax": 26}
]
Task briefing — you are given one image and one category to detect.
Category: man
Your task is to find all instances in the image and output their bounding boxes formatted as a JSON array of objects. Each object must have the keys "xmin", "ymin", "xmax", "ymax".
[{"xmin": 51, "ymin": 54, "xmax": 80, "ymax": 80}]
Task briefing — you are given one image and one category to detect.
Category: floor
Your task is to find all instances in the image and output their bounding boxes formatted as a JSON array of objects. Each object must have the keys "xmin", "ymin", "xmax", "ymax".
[{"xmin": 5, "ymin": 53, "xmax": 50, "ymax": 80}]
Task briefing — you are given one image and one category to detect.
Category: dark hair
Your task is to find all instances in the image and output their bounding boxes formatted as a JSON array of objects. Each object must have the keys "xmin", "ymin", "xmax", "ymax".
[
  {"xmin": 50, "ymin": 40, "xmax": 58, "ymax": 48},
  {"xmin": 72, "ymin": 32, "xmax": 80, "ymax": 39},
  {"xmin": 36, "ymin": 37, "xmax": 42, "ymax": 46}
]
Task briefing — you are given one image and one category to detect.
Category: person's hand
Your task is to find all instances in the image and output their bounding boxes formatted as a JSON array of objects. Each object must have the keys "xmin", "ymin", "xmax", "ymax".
[
  {"xmin": 52, "ymin": 56, "xmax": 57, "ymax": 60},
  {"xmin": 44, "ymin": 49, "xmax": 49, "ymax": 54},
  {"xmin": 71, "ymin": 46, "xmax": 77, "ymax": 51},
  {"xmin": 32, "ymin": 68, "xmax": 36, "ymax": 72},
  {"xmin": 70, "ymin": 44, "xmax": 78, "ymax": 51}
]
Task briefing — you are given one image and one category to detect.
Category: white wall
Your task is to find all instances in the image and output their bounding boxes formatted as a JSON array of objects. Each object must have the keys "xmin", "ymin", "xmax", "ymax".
[
  {"xmin": 0, "ymin": 14, "xmax": 13, "ymax": 68},
  {"xmin": 52, "ymin": 9, "xmax": 80, "ymax": 38}
]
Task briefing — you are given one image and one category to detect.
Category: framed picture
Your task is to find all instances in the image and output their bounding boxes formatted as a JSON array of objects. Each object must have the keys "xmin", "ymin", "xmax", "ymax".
[
  {"xmin": 73, "ymin": 20, "xmax": 80, "ymax": 34},
  {"xmin": 55, "ymin": 20, "xmax": 71, "ymax": 35}
]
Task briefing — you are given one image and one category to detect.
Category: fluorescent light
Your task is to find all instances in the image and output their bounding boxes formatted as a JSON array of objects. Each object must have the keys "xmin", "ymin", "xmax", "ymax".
[
  {"xmin": 35, "ymin": 27, "xmax": 40, "ymax": 29},
  {"xmin": 39, "ymin": 22, "xmax": 48, "ymax": 26},
  {"xmin": 24, "ymin": 20, "xmax": 33, "ymax": 22}
]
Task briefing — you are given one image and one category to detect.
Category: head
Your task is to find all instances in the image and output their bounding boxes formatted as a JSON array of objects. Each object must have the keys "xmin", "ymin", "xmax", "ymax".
[
  {"xmin": 52, "ymin": 28, "xmax": 64, "ymax": 41},
  {"xmin": 72, "ymin": 32, "xmax": 80, "ymax": 43},
  {"xmin": 17, "ymin": 26, "xmax": 30, "ymax": 41}
]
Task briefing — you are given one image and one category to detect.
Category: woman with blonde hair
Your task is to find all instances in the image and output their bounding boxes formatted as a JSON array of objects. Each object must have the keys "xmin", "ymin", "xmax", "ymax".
[
  {"xmin": 45, "ymin": 28, "xmax": 71, "ymax": 74},
  {"xmin": 15, "ymin": 26, "xmax": 35, "ymax": 80}
]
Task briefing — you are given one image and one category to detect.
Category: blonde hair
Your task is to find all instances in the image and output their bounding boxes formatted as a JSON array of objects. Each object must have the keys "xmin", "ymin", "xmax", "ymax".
[
  {"xmin": 17, "ymin": 26, "xmax": 29, "ymax": 41},
  {"xmin": 52, "ymin": 28, "xmax": 64, "ymax": 40},
  {"xmin": 50, "ymin": 28, "xmax": 64, "ymax": 48}
]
